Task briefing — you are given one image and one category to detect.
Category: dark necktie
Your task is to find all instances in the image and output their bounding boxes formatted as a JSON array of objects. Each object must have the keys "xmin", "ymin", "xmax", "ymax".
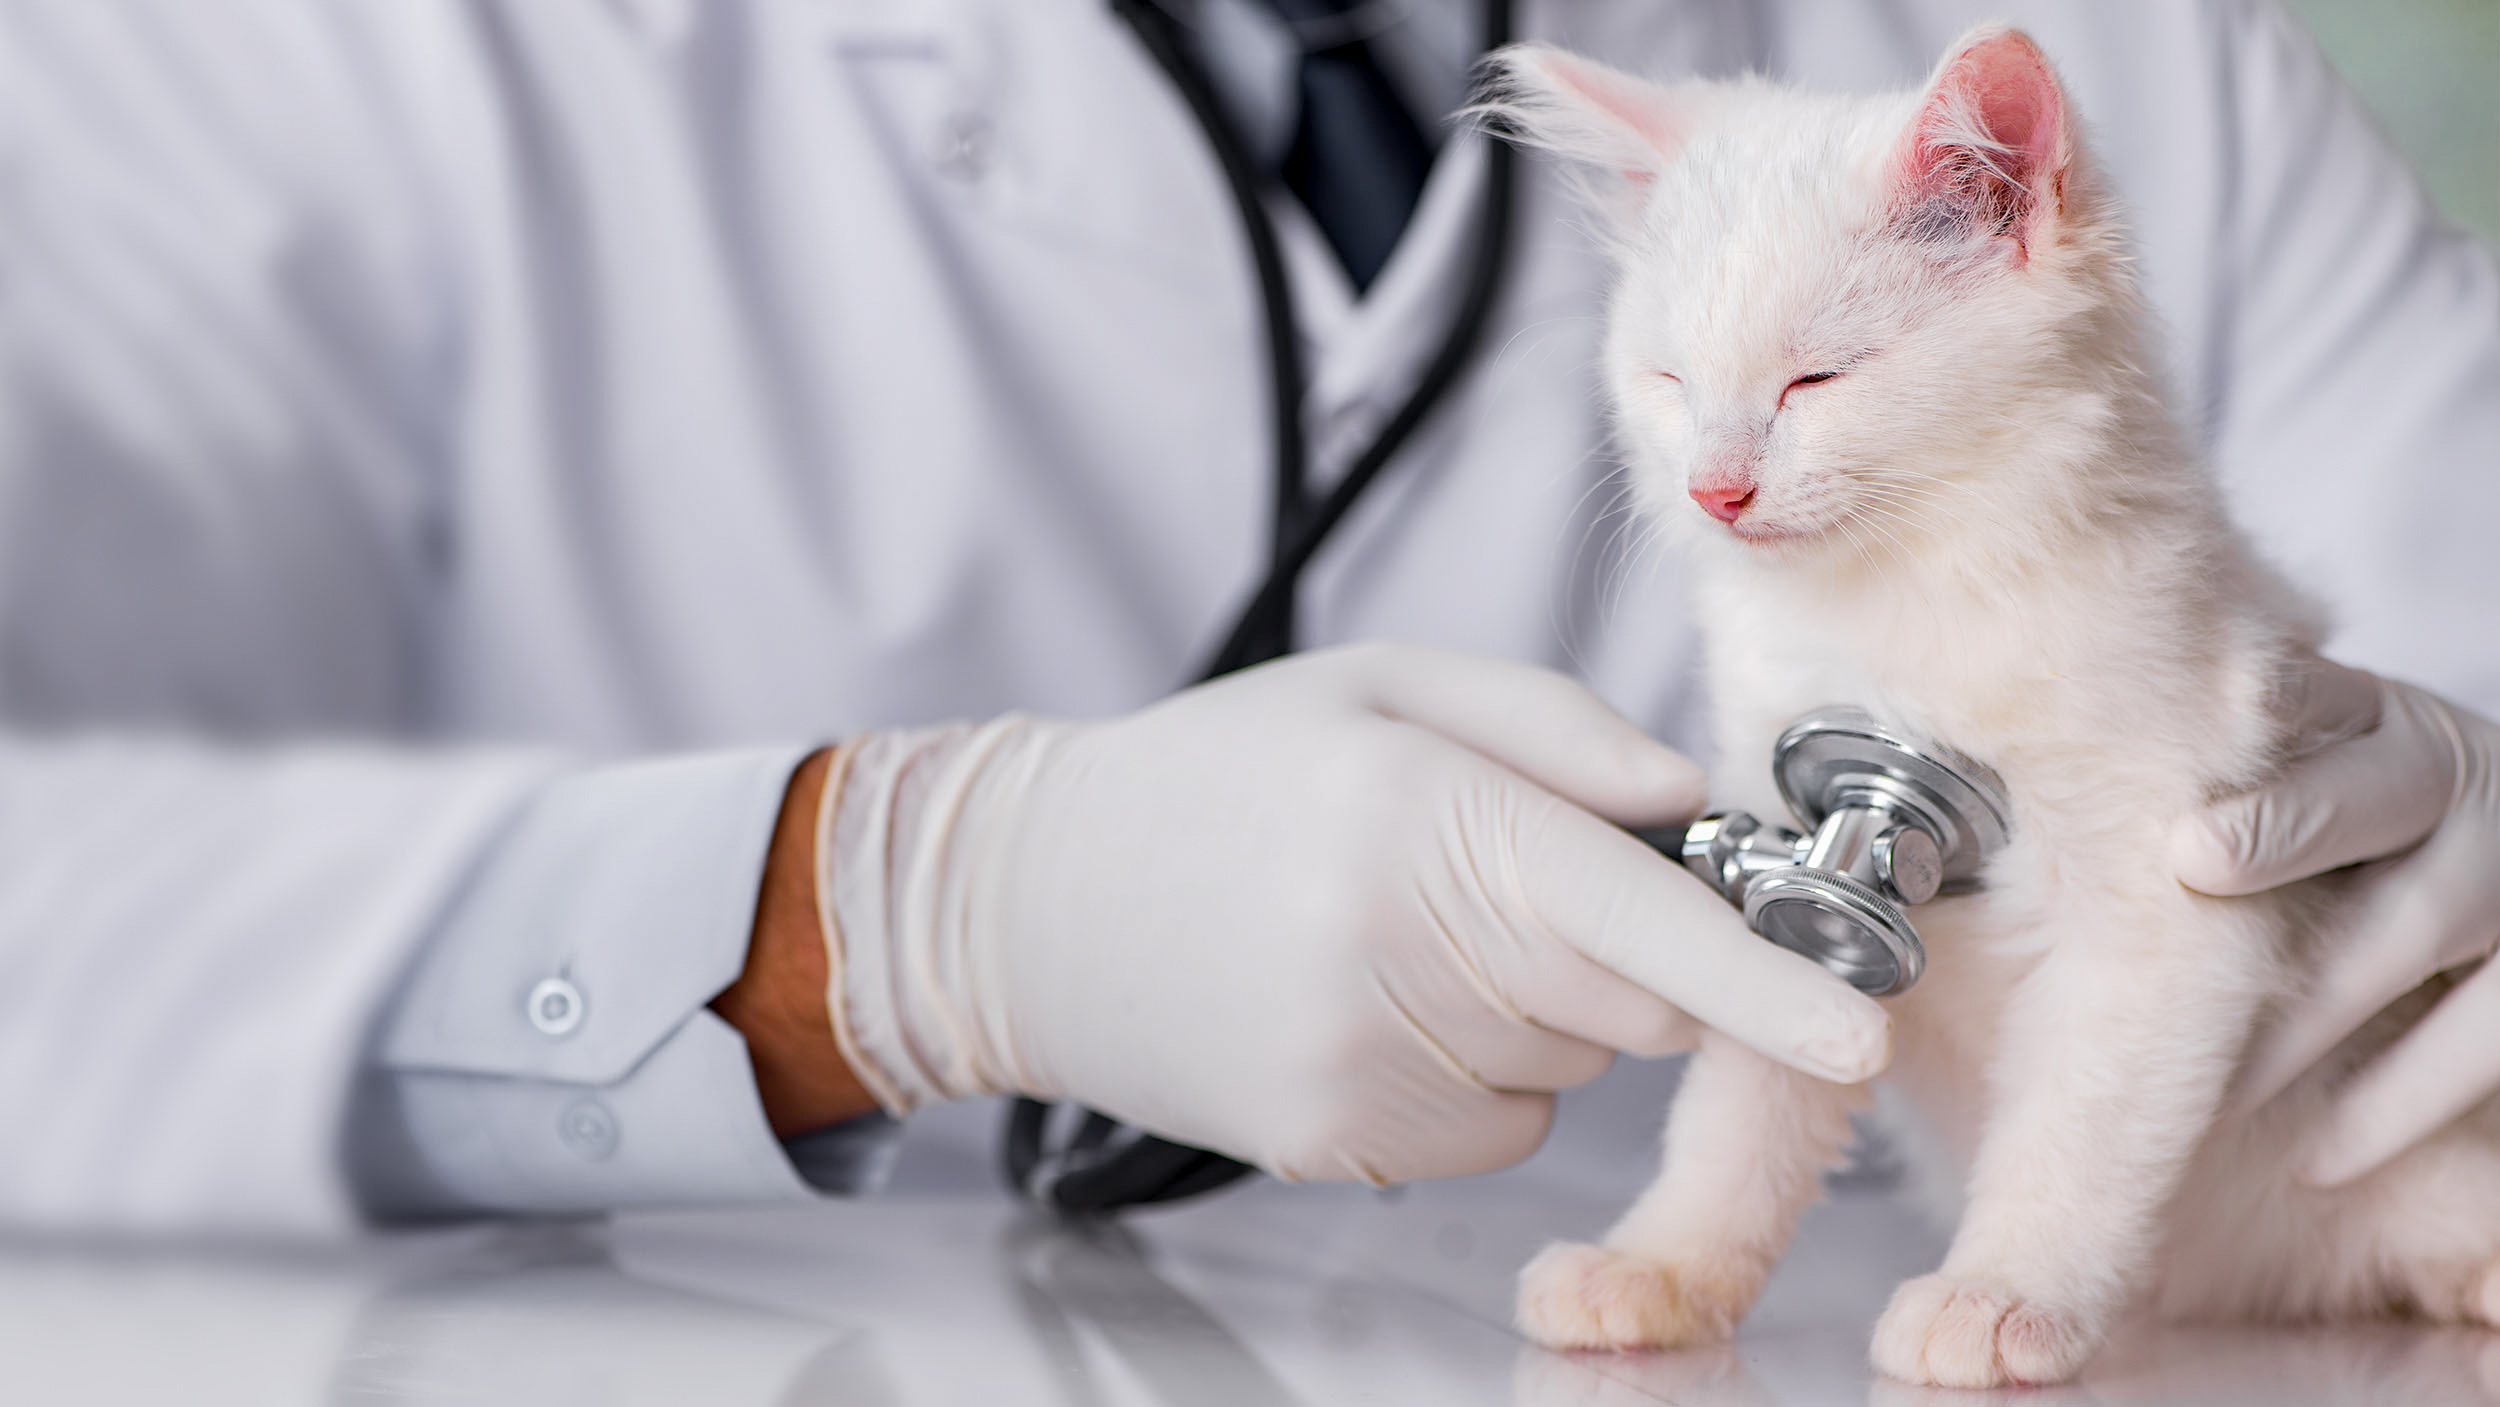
[{"xmin": 1262, "ymin": 0, "xmax": 1438, "ymax": 292}]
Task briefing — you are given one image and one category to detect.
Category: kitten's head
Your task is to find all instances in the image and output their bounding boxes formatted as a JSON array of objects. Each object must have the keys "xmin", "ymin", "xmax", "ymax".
[{"xmin": 1486, "ymin": 27, "xmax": 2132, "ymax": 571}]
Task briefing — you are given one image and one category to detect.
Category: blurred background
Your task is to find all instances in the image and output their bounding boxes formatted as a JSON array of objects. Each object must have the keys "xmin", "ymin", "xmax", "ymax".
[{"xmin": 2287, "ymin": 0, "xmax": 2499, "ymax": 240}]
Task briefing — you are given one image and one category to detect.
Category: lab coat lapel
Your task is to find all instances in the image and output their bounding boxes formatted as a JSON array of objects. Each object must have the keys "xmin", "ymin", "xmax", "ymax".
[{"xmin": 1296, "ymin": 127, "xmax": 1494, "ymax": 497}]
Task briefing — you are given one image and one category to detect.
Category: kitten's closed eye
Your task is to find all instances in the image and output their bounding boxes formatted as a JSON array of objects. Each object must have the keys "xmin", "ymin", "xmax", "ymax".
[{"xmin": 1779, "ymin": 370, "xmax": 1842, "ymax": 409}]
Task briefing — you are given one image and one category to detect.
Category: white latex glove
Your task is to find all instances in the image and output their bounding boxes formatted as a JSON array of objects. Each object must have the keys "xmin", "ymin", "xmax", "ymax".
[
  {"xmin": 2172, "ymin": 657, "xmax": 2500, "ymax": 1187},
  {"xmin": 816, "ymin": 644, "xmax": 1892, "ymax": 1185}
]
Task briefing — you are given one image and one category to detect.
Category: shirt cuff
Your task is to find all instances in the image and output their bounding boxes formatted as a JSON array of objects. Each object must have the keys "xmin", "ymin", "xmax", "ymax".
[
  {"xmin": 351, "ymin": 746, "xmax": 881, "ymax": 1219},
  {"xmin": 780, "ymin": 1111, "xmax": 905, "ymax": 1195},
  {"xmin": 353, "ymin": 1010, "xmax": 817, "ymax": 1217}
]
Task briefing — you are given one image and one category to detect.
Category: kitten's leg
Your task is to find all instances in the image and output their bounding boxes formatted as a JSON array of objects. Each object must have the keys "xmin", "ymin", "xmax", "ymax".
[
  {"xmin": 2152, "ymin": 1027, "xmax": 2500, "ymax": 1327},
  {"xmin": 2314, "ymin": 1109, "xmax": 2500, "ymax": 1326},
  {"xmin": 1518, "ymin": 1030, "xmax": 1867, "ymax": 1350},
  {"xmin": 1870, "ymin": 886, "xmax": 2272, "ymax": 1389}
]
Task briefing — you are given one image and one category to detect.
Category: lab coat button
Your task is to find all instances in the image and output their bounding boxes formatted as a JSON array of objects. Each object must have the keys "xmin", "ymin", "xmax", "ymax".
[
  {"xmin": 934, "ymin": 112, "xmax": 992, "ymax": 181},
  {"xmin": 558, "ymin": 1099, "xmax": 619, "ymax": 1161},
  {"xmin": 527, "ymin": 977, "xmax": 585, "ymax": 1038}
]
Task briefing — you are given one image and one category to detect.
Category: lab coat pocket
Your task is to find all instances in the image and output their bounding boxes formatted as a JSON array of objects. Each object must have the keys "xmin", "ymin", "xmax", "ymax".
[{"xmin": 823, "ymin": 1, "xmax": 1238, "ymax": 293}]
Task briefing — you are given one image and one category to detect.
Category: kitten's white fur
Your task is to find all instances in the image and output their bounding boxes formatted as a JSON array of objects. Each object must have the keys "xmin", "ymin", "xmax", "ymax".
[{"xmin": 1485, "ymin": 25, "xmax": 2500, "ymax": 1389}]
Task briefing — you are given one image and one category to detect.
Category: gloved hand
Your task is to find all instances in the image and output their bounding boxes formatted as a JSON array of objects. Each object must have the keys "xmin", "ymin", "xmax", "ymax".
[
  {"xmin": 816, "ymin": 644, "xmax": 1892, "ymax": 1185},
  {"xmin": 2171, "ymin": 657, "xmax": 2500, "ymax": 1187}
]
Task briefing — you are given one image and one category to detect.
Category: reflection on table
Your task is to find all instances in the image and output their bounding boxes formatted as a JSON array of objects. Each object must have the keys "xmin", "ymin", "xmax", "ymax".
[{"xmin": 4, "ymin": 1069, "xmax": 2492, "ymax": 1406}]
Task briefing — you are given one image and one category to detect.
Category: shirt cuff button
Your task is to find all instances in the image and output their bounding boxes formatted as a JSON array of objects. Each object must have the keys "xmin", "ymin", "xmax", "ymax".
[
  {"xmin": 528, "ymin": 977, "xmax": 585, "ymax": 1038},
  {"xmin": 558, "ymin": 1098, "xmax": 619, "ymax": 1161}
]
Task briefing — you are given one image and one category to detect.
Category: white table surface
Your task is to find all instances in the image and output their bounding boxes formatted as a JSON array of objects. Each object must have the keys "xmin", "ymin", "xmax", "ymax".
[{"xmin": 6, "ymin": 1059, "xmax": 2492, "ymax": 1406}]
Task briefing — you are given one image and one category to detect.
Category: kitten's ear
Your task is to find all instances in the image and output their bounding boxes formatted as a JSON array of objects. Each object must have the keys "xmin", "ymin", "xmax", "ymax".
[
  {"xmin": 1890, "ymin": 26, "xmax": 2072, "ymax": 255},
  {"xmin": 1474, "ymin": 44, "xmax": 1689, "ymax": 231}
]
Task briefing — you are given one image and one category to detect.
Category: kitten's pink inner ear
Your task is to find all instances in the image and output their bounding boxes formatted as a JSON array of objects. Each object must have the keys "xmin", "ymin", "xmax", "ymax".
[
  {"xmin": 1522, "ymin": 48, "xmax": 1684, "ymax": 186},
  {"xmin": 1895, "ymin": 28, "xmax": 2070, "ymax": 251}
]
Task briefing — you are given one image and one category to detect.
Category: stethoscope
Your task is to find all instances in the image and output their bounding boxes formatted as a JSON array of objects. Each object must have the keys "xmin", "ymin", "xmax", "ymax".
[
  {"xmin": 1649, "ymin": 709, "xmax": 2013, "ymax": 997},
  {"xmin": 1005, "ymin": 0, "xmax": 2014, "ymax": 1217}
]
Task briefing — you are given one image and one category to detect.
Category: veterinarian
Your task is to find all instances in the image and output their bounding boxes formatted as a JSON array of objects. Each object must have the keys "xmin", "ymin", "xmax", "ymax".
[{"xmin": 0, "ymin": 0, "xmax": 2491, "ymax": 1235}]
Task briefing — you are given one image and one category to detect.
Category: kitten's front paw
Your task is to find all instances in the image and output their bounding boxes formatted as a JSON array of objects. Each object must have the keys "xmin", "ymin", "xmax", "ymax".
[
  {"xmin": 1516, "ymin": 1241, "xmax": 1755, "ymax": 1351},
  {"xmin": 1868, "ymin": 1273, "xmax": 2097, "ymax": 1388},
  {"xmin": 2415, "ymin": 1257, "xmax": 2500, "ymax": 1326}
]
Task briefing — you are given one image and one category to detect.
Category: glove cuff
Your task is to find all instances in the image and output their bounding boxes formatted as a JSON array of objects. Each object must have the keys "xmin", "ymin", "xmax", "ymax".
[{"xmin": 818, "ymin": 717, "xmax": 1044, "ymax": 1114}]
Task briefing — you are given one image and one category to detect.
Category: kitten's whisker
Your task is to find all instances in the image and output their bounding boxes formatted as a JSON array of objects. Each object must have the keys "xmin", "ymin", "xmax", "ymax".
[
  {"xmin": 1850, "ymin": 509, "xmax": 1915, "ymax": 568},
  {"xmin": 1850, "ymin": 497, "xmax": 1960, "ymax": 542},
  {"xmin": 1831, "ymin": 514, "xmax": 1883, "ymax": 569},
  {"xmin": 1555, "ymin": 466, "xmax": 1642, "ymax": 668},
  {"xmin": 1567, "ymin": 470, "xmax": 1658, "ymax": 630},
  {"xmin": 1854, "ymin": 480, "xmax": 1982, "ymax": 538},
  {"xmin": 1597, "ymin": 493, "xmax": 1667, "ymax": 625},
  {"xmin": 1493, "ymin": 313, "xmax": 1598, "ymax": 378}
]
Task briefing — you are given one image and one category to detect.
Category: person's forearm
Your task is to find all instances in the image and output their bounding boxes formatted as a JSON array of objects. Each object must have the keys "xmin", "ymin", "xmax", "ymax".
[{"xmin": 712, "ymin": 748, "xmax": 881, "ymax": 1137}]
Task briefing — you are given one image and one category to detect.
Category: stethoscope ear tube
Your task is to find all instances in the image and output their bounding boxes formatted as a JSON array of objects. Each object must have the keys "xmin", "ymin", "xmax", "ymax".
[
  {"xmin": 1002, "ymin": 0, "xmax": 1519, "ymax": 1217},
  {"xmin": 1105, "ymin": 0, "xmax": 1311, "ymax": 673}
]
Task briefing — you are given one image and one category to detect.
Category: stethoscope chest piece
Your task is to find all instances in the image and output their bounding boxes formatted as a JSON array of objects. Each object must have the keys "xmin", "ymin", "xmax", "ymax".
[{"xmin": 1658, "ymin": 708, "xmax": 2012, "ymax": 997}]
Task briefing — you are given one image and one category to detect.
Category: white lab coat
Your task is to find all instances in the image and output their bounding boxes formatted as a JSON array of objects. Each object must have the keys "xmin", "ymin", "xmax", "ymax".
[{"xmin": 0, "ymin": 0, "xmax": 2492, "ymax": 1236}]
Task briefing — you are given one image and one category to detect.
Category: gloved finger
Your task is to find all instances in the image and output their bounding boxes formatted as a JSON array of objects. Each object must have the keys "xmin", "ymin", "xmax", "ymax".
[
  {"xmin": 2172, "ymin": 684, "xmax": 2457, "ymax": 896},
  {"xmin": 1432, "ymin": 1088, "xmax": 1560, "ymax": 1179},
  {"xmin": 2299, "ymin": 952, "xmax": 2500, "ymax": 1188},
  {"xmin": 1408, "ymin": 991, "xmax": 1623, "ymax": 1092},
  {"xmin": 1510, "ymin": 797, "xmax": 1891, "ymax": 1084},
  {"xmin": 1327, "ymin": 643, "xmax": 1709, "ymax": 827},
  {"xmin": 2277, "ymin": 656, "xmax": 2385, "ymax": 757},
  {"xmin": 2234, "ymin": 833, "xmax": 2497, "ymax": 1111},
  {"xmin": 1283, "ymin": 1088, "xmax": 1559, "ymax": 1184},
  {"xmin": 1499, "ymin": 950, "xmax": 1706, "ymax": 1059},
  {"xmin": 1462, "ymin": 847, "xmax": 1709, "ymax": 1060}
]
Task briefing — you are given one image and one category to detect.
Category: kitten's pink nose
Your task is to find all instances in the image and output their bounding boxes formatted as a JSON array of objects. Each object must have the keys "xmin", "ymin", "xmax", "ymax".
[{"xmin": 1690, "ymin": 480, "xmax": 1755, "ymax": 524}]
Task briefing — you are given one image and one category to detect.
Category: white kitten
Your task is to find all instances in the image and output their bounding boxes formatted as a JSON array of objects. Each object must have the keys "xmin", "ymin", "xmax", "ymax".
[{"xmin": 1485, "ymin": 25, "xmax": 2500, "ymax": 1389}]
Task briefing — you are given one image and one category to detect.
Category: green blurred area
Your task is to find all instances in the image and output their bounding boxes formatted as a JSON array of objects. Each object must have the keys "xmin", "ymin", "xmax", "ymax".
[{"xmin": 2283, "ymin": 0, "xmax": 2500, "ymax": 241}]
